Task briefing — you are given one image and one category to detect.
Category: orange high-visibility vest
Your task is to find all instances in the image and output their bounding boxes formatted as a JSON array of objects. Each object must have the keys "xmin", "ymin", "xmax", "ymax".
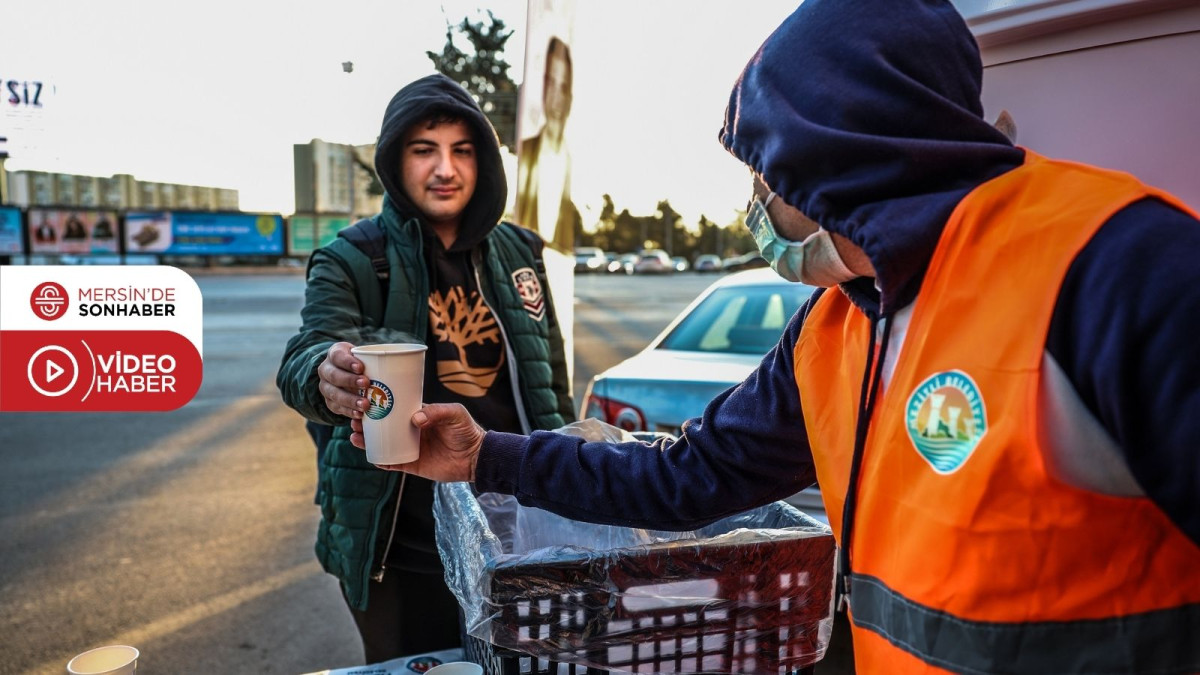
[{"xmin": 796, "ymin": 151, "xmax": 1200, "ymax": 674}]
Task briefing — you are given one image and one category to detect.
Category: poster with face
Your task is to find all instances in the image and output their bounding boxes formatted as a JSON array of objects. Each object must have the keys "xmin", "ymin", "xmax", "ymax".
[
  {"xmin": 515, "ymin": 0, "xmax": 577, "ymax": 254},
  {"xmin": 27, "ymin": 209, "xmax": 120, "ymax": 254},
  {"xmin": 515, "ymin": 0, "xmax": 579, "ymax": 393}
]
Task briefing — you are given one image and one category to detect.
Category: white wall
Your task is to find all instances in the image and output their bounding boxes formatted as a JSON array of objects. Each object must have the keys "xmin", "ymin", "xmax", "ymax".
[{"xmin": 956, "ymin": 1, "xmax": 1200, "ymax": 210}]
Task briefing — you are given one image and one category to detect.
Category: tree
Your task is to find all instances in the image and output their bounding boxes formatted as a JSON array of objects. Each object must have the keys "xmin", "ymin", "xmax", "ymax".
[
  {"xmin": 655, "ymin": 200, "xmax": 684, "ymax": 254},
  {"xmin": 579, "ymin": 194, "xmax": 755, "ymax": 260},
  {"xmin": 426, "ymin": 11, "xmax": 519, "ymax": 149}
]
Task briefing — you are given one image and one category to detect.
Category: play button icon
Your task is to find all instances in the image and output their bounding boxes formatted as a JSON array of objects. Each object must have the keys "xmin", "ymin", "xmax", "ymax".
[{"xmin": 27, "ymin": 345, "xmax": 80, "ymax": 397}]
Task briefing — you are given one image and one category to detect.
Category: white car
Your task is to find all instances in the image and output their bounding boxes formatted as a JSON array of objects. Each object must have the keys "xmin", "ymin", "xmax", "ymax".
[
  {"xmin": 574, "ymin": 247, "xmax": 608, "ymax": 274},
  {"xmin": 633, "ymin": 249, "xmax": 673, "ymax": 274},
  {"xmin": 580, "ymin": 268, "xmax": 826, "ymax": 522}
]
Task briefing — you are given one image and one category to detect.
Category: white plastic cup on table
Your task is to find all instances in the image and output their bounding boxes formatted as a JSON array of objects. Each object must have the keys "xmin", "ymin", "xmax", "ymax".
[
  {"xmin": 425, "ymin": 662, "xmax": 484, "ymax": 675},
  {"xmin": 350, "ymin": 343, "xmax": 428, "ymax": 465},
  {"xmin": 66, "ymin": 645, "xmax": 139, "ymax": 674}
]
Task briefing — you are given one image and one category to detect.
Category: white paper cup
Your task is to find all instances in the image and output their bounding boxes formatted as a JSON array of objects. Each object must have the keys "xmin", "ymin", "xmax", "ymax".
[
  {"xmin": 66, "ymin": 645, "xmax": 139, "ymax": 674},
  {"xmin": 425, "ymin": 662, "xmax": 483, "ymax": 675},
  {"xmin": 351, "ymin": 343, "xmax": 428, "ymax": 465}
]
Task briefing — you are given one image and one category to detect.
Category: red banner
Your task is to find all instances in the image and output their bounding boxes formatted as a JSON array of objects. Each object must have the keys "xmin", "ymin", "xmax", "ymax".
[{"xmin": 0, "ymin": 330, "xmax": 202, "ymax": 411}]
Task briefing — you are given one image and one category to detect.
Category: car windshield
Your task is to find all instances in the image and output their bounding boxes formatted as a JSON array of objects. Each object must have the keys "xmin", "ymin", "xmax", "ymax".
[{"xmin": 658, "ymin": 284, "xmax": 813, "ymax": 355}]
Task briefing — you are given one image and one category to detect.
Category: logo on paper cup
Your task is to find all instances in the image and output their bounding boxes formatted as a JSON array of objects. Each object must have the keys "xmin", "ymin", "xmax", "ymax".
[
  {"xmin": 407, "ymin": 656, "xmax": 443, "ymax": 673},
  {"xmin": 30, "ymin": 281, "xmax": 69, "ymax": 320},
  {"xmin": 365, "ymin": 380, "xmax": 394, "ymax": 420}
]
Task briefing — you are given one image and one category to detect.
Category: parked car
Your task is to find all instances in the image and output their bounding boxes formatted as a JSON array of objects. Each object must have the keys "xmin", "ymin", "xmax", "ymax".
[
  {"xmin": 607, "ymin": 253, "xmax": 638, "ymax": 275},
  {"xmin": 574, "ymin": 246, "xmax": 608, "ymax": 274},
  {"xmin": 693, "ymin": 254, "xmax": 723, "ymax": 273},
  {"xmin": 721, "ymin": 251, "xmax": 769, "ymax": 272},
  {"xmin": 634, "ymin": 249, "xmax": 673, "ymax": 274},
  {"xmin": 670, "ymin": 256, "xmax": 690, "ymax": 272},
  {"xmin": 580, "ymin": 268, "xmax": 825, "ymax": 521}
]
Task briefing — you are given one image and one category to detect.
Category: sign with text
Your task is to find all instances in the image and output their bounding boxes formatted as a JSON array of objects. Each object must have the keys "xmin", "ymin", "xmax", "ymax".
[
  {"xmin": 0, "ymin": 266, "xmax": 203, "ymax": 412},
  {"xmin": 1, "ymin": 77, "xmax": 58, "ymax": 159},
  {"xmin": 125, "ymin": 211, "xmax": 284, "ymax": 256}
]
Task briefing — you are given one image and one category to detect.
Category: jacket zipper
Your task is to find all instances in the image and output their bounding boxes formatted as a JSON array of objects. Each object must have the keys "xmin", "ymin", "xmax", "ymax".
[
  {"xmin": 473, "ymin": 255, "xmax": 532, "ymax": 434},
  {"xmin": 373, "ymin": 246, "xmax": 527, "ymax": 584},
  {"xmin": 372, "ymin": 472, "xmax": 406, "ymax": 583}
]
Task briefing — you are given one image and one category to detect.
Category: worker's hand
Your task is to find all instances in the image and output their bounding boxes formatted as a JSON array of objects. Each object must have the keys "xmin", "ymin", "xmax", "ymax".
[
  {"xmin": 350, "ymin": 403, "xmax": 484, "ymax": 483},
  {"xmin": 318, "ymin": 342, "xmax": 366, "ymax": 419}
]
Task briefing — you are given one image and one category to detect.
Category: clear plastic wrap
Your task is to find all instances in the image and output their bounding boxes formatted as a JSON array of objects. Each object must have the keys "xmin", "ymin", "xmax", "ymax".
[{"xmin": 433, "ymin": 419, "xmax": 836, "ymax": 674}]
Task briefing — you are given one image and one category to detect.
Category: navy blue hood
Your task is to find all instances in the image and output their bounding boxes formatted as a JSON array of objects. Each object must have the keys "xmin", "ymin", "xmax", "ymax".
[
  {"xmin": 375, "ymin": 73, "xmax": 507, "ymax": 251},
  {"xmin": 720, "ymin": 0, "xmax": 1024, "ymax": 312}
]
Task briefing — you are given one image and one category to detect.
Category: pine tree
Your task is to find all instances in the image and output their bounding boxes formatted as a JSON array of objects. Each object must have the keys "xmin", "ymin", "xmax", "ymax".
[{"xmin": 426, "ymin": 11, "xmax": 519, "ymax": 150}]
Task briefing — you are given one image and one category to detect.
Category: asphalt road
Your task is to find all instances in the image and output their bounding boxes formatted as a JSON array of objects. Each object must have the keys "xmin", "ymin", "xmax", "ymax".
[{"xmin": 0, "ymin": 270, "xmax": 718, "ymax": 675}]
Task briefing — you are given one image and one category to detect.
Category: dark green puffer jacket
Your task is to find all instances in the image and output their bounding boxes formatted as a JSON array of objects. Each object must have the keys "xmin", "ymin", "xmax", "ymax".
[
  {"xmin": 277, "ymin": 206, "xmax": 573, "ymax": 609},
  {"xmin": 276, "ymin": 74, "xmax": 573, "ymax": 610}
]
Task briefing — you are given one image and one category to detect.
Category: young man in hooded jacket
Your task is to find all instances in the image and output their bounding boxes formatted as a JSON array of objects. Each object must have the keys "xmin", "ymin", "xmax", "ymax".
[
  {"xmin": 277, "ymin": 73, "xmax": 574, "ymax": 663},
  {"xmin": 350, "ymin": 2, "xmax": 1200, "ymax": 672}
]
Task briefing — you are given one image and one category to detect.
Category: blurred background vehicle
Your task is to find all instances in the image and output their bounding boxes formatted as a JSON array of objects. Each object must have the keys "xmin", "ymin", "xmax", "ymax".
[
  {"xmin": 580, "ymin": 267, "xmax": 825, "ymax": 521},
  {"xmin": 607, "ymin": 252, "xmax": 638, "ymax": 275},
  {"xmin": 670, "ymin": 256, "xmax": 690, "ymax": 272},
  {"xmin": 693, "ymin": 254, "xmax": 723, "ymax": 273},
  {"xmin": 634, "ymin": 248, "xmax": 673, "ymax": 274},
  {"xmin": 721, "ymin": 251, "xmax": 769, "ymax": 272},
  {"xmin": 574, "ymin": 246, "xmax": 609, "ymax": 274}
]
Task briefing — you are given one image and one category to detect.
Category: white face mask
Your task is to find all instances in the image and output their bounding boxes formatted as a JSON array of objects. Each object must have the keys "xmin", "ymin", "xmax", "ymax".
[{"xmin": 746, "ymin": 192, "xmax": 857, "ymax": 287}]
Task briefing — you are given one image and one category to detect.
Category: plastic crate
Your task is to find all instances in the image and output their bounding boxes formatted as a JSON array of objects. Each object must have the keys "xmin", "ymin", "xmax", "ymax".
[
  {"xmin": 444, "ymin": 492, "xmax": 835, "ymax": 675},
  {"xmin": 464, "ymin": 632, "xmax": 599, "ymax": 674}
]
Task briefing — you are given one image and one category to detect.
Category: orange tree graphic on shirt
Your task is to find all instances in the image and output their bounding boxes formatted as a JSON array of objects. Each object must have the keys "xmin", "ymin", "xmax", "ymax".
[{"xmin": 428, "ymin": 287, "xmax": 505, "ymax": 396}]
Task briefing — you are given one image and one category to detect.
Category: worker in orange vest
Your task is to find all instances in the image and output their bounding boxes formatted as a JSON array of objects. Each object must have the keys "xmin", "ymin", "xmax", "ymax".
[{"xmin": 352, "ymin": 0, "xmax": 1200, "ymax": 671}]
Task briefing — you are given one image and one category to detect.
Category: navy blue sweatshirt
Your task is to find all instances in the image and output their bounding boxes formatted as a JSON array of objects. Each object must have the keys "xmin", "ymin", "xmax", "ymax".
[{"xmin": 474, "ymin": 0, "xmax": 1200, "ymax": 546}]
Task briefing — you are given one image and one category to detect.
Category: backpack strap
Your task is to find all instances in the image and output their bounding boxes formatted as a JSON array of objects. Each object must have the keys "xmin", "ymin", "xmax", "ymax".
[
  {"xmin": 337, "ymin": 218, "xmax": 389, "ymax": 300},
  {"xmin": 506, "ymin": 222, "xmax": 547, "ymax": 277}
]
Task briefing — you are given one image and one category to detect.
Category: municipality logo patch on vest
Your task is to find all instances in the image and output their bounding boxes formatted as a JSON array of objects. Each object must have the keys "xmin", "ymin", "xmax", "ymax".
[
  {"xmin": 905, "ymin": 370, "xmax": 987, "ymax": 474},
  {"xmin": 365, "ymin": 380, "xmax": 394, "ymax": 420}
]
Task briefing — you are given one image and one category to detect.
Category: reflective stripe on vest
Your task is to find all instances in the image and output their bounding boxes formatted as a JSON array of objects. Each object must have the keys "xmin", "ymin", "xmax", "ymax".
[
  {"xmin": 851, "ymin": 573, "xmax": 1200, "ymax": 674},
  {"xmin": 795, "ymin": 151, "xmax": 1200, "ymax": 673}
]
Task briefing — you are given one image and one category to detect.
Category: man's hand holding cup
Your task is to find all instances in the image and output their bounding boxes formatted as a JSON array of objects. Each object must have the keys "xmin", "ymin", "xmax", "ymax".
[{"xmin": 350, "ymin": 403, "xmax": 484, "ymax": 483}]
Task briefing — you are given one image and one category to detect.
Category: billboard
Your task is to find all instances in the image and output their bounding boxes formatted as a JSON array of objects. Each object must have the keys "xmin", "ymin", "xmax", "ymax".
[
  {"xmin": 124, "ymin": 211, "xmax": 284, "ymax": 255},
  {"xmin": 287, "ymin": 214, "xmax": 351, "ymax": 256},
  {"xmin": 27, "ymin": 208, "xmax": 119, "ymax": 254},
  {"xmin": 0, "ymin": 206, "xmax": 22, "ymax": 254}
]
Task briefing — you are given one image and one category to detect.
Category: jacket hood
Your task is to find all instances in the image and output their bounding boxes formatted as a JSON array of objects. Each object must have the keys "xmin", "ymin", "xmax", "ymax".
[
  {"xmin": 720, "ymin": 0, "xmax": 1024, "ymax": 312},
  {"xmin": 375, "ymin": 73, "xmax": 507, "ymax": 251}
]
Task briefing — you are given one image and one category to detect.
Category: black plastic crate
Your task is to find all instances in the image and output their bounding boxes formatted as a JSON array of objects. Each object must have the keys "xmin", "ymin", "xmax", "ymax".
[
  {"xmin": 450, "ymin": 497, "xmax": 834, "ymax": 674},
  {"xmin": 465, "ymin": 629, "xmax": 819, "ymax": 675},
  {"xmin": 464, "ymin": 633, "xmax": 599, "ymax": 674}
]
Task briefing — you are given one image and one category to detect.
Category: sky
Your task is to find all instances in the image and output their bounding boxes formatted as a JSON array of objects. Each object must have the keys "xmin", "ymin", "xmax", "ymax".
[{"xmin": 2, "ymin": 0, "xmax": 801, "ymax": 228}]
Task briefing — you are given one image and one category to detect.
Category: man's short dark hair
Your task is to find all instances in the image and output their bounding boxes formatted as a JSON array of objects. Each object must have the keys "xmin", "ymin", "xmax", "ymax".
[
  {"xmin": 543, "ymin": 36, "xmax": 573, "ymax": 94},
  {"xmin": 417, "ymin": 108, "xmax": 467, "ymax": 132}
]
